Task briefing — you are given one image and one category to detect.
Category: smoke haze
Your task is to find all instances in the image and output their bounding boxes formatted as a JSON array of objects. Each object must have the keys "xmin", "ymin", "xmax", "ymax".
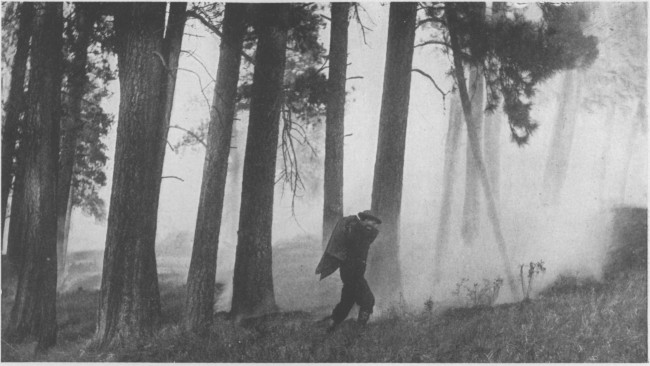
[{"xmin": 53, "ymin": 3, "xmax": 646, "ymax": 310}]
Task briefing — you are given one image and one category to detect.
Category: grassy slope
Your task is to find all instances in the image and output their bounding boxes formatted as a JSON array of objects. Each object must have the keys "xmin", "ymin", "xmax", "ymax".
[
  {"xmin": 2, "ymin": 207, "xmax": 646, "ymax": 362},
  {"xmin": 2, "ymin": 266, "xmax": 645, "ymax": 362}
]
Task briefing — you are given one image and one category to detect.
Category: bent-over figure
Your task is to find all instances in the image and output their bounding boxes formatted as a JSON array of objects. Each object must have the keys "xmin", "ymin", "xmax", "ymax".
[{"xmin": 316, "ymin": 210, "xmax": 382, "ymax": 330}]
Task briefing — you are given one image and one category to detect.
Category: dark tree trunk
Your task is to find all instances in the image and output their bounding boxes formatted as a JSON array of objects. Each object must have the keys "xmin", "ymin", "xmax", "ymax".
[
  {"xmin": 57, "ymin": 3, "xmax": 93, "ymax": 285},
  {"xmin": 367, "ymin": 2, "xmax": 417, "ymax": 305},
  {"xmin": 433, "ymin": 92, "xmax": 462, "ymax": 283},
  {"xmin": 447, "ymin": 3, "xmax": 518, "ymax": 298},
  {"xmin": 94, "ymin": 3, "xmax": 166, "ymax": 349},
  {"xmin": 2, "ymin": 3, "xmax": 33, "ymax": 238},
  {"xmin": 322, "ymin": 2, "xmax": 350, "ymax": 247},
  {"xmin": 461, "ymin": 66, "xmax": 485, "ymax": 246},
  {"xmin": 184, "ymin": 3, "xmax": 247, "ymax": 334},
  {"xmin": 231, "ymin": 3, "xmax": 289, "ymax": 319},
  {"xmin": 542, "ymin": 69, "xmax": 580, "ymax": 206},
  {"xmin": 154, "ymin": 2, "xmax": 187, "ymax": 185},
  {"xmin": 483, "ymin": 109, "xmax": 501, "ymax": 204},
  {"xmin": 5, "ymin": 2, "xmax": 63, "ymax": 352}
]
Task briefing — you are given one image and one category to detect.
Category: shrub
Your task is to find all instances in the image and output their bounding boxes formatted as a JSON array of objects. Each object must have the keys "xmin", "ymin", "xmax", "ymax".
[{"xmin": 452, "ymin": 277, "xmax": 504, "ymax": 307}]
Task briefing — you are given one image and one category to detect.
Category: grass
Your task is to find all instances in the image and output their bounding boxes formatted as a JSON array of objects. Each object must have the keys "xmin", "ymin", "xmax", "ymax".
[
  {"xmin": 2, "ymin": 265, "xmax": 645, "ymax": 362},
  {"xmin": 1, "ymin": 206, "xmax": 646, "ymax": 362}
]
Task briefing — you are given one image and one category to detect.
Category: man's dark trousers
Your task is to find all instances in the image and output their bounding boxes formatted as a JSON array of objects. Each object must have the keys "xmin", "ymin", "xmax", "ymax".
[{"xmin": 332, "ymin": 261, "xmax": 375, "ymax": 324}]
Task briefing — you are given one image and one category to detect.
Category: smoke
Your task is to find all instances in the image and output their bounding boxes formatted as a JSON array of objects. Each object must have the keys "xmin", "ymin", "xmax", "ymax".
[{"xmin": 60, "ymin": 3, "xmax": 646, "ymax": 314}]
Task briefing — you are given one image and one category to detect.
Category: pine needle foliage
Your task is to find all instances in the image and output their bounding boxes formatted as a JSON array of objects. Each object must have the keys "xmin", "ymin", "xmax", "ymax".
[{"xmin": 424, "ymin": 2, "xmax": 598, "ymax": 145}]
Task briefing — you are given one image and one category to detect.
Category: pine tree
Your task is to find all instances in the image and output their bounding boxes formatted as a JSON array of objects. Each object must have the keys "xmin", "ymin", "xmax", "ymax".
[
  {"xmin": 322, "ymin": 2, "xmax": 350, "ymax": 246},
  {"xmin": 2, "ymin": 3, "xmax": 33, "ymax": 263},
  {"xmin": 461, "ymin": 65, "xmax": 485, "ymax": 246},
  {"xmin": 94, "ymin": 3, "xmax": 167, "ymax": 348},
  {"xmin": 56, "ymin": 2, "xmax": 95, "ymax": 284},
  {"xmin": 185, "ymin": 3, "xmax": 247, "ymax": 333},
  {"xmin": 432, "ymin": 91, "xmax": 463, "ymax": 283},
  {"xmin": 5, "ymin": 2, "xmax": 63, "ymax": 352},
  {"xmin": 231, "ymin": 3, "xmax": 289, "ymax": 319},
  {"xmin": 367, "ymin": 2, "xmax": 417, "ymax": 304}
]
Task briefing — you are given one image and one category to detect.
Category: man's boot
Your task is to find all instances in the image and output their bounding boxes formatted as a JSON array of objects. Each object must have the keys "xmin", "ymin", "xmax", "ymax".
[{"xmin": 357, "ymin": 311, "xmax": 370, "ymax": 326}]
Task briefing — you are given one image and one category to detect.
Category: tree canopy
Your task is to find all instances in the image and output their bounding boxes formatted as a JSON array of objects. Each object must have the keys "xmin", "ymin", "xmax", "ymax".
[{"xmin": 422, "ymin": 2, "xmax": 598, "ymax": 144}]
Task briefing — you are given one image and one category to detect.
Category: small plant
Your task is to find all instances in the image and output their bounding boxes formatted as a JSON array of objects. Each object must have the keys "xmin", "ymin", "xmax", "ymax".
[
  {"xmin": 520, "ymin": 260, "xmax": 546, "ymax": 300},
  {"xmin": 424, "ymin": 297, "xmax": 434, "ymax": 313},
  {"xmin": 452, "ymin": 276, "xmax": 504, "ymax": 307}
]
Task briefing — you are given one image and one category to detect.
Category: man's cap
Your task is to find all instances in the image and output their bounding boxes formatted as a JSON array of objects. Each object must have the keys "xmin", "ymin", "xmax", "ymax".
[{"xmin": 358, "ymin": 210, "xmax": 382, "ymax": 224}]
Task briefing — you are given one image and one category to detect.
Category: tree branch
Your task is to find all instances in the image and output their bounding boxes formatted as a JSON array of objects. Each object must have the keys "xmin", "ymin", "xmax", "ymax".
[
  {"xmin": 352, "ymin": 3, "xmax": 373, "ymax": 46},
  {"xmin": 176, "ymin": 67, "xmax": 213, "ymax": 114},
  {"xmin": 181, "ymin": 49, "xmax": 216, "ymax": 83},
  {"xmin": 415, "ymin": 40, "xmax": 451, "ymax": 49},
  {"xmin": 161, "ymin": 175, "xmax": 185, "ymax": 182},
  {"xmin": 169, "ymin": 125, "xmax": 207, "ymax": 148},
  {"xmin": 411, "ymin": 68, "xmax": 449, "ymax": 99},
  {"xmin": 185, "ymin": 9, "xmax": 256, "ymax": 65}
]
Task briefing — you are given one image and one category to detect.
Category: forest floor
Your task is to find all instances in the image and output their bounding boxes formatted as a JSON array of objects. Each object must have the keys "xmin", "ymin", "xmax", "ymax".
[
  {"xmin": 1, "ymin": 208, "xmax": 647, "ymax": 362},
  {"xmin": 1, "ymin": 266, "xmax": 646, "ymax": 362}
]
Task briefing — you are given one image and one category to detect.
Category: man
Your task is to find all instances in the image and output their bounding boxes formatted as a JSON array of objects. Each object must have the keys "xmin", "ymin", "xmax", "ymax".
[{"xmin": 316, "ymin": 210, "xmax": 382, "ymax": 330}]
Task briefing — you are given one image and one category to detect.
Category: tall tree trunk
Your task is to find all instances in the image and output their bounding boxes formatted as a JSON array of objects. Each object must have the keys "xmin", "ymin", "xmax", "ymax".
[
  {"xmin": 447, "ymin": 3, "xmax": 519, "ymax": 298},
  {"xmin": 367, "ymin": 2, "xmax": 417, "ymax": 305},
  {"xmin": 154, "ymin": 2, "xmax": 187, "ymax": 186},
  {"xmin": 542, "ymin": 69, "xmax": 581, "ymax": 206},
  {"xmin": 619, "ymin": 98, "xmax": 646, "ymax": 203},
  {"xmin": 56, "ymin": 3, "xmax": 92, "ymax": 285},
  {"xmin": 5, "ymin": 2, "xmax": 63, "ymax": 352},
  {"xmin": 184, "ymin": 3, "xmax": 247, "ymax": 334},
  {"xmin": 94, "ymin": 3, "xmax": 166, "ymax": 348},
  {"xmin": 481, "ymin": 2, "xmax": 504, "ymax": 206},
  {"xmin": 322, "ymin": 2, "xmax": 350, "ymax": 247},
  {"xmin": 2, "ymin": 3, "xmax": 33, "ymax": 237},
  {"xmin": 433, "ymin": 91, "xmax": 463, "ymax": 283},
  {"xmin": 597, "ymin": 104, "xmax": 616, "ymax": 205},
  {"xmin": 461, "ymin": 66, "xmax": 485, "ymax": 246},
  {"xmin": 483, "ymin": 109, "xmax": 501, "ymax": 204},
  {"xmin": 231, "ymin": 3, "xmax": 289, "ymax": 319}
]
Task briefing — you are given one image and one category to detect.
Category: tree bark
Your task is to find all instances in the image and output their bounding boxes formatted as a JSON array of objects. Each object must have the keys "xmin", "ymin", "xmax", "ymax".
[
  {"xmin": 367, "ymin": 2, "xmax": 417, "ymax": 305},
  {"xmin": 6, "ymin": 149, "xmax": 26, "ymax": 271},
  {"xmin": 5, "ymin": 2, "xmax": 63, "ymax": 352},
  {"xmin": 542, "ymin": 69, "xmax": 581, "ymax": 206},
  {"xmin": 447, "ymin": 4, "xmax": 519, "ymax": 298},
  {"xmin": 56, "ymin": 3, "xmax": 93, "ymax": 286},
  {"xmin": 154, "ymin": 2, "xmax": 187, "ymax": 185},
  {"xmin": 94, "ymin": 3, "xmax": 166, "ymax": 349},
  {"xmin": 2, "ymin": 3, "xmax": 33, "ymax": 238},
  {"xmin": 461, "ymin": 66, "xmax": 485, "ymax": 246},
  {"xmin": 231, "ymin": 3, "xmax": 289, "ymax": 319},
  {"xmin": 433, "ymin": 91, "xmax": 463, "ymax": 283},
  {"xmin": 184, "ymin": 3, "xmax": 247, "ymax": 334},
  {"xmin": 322, "ymin": 2, "xmax": 350, "ymax": 247}
]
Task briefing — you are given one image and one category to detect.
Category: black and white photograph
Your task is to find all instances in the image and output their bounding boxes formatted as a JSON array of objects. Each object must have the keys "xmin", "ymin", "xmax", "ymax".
[{"xmin": 0, "ymin": 1, "xmax": 647, "ymax": 362}]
